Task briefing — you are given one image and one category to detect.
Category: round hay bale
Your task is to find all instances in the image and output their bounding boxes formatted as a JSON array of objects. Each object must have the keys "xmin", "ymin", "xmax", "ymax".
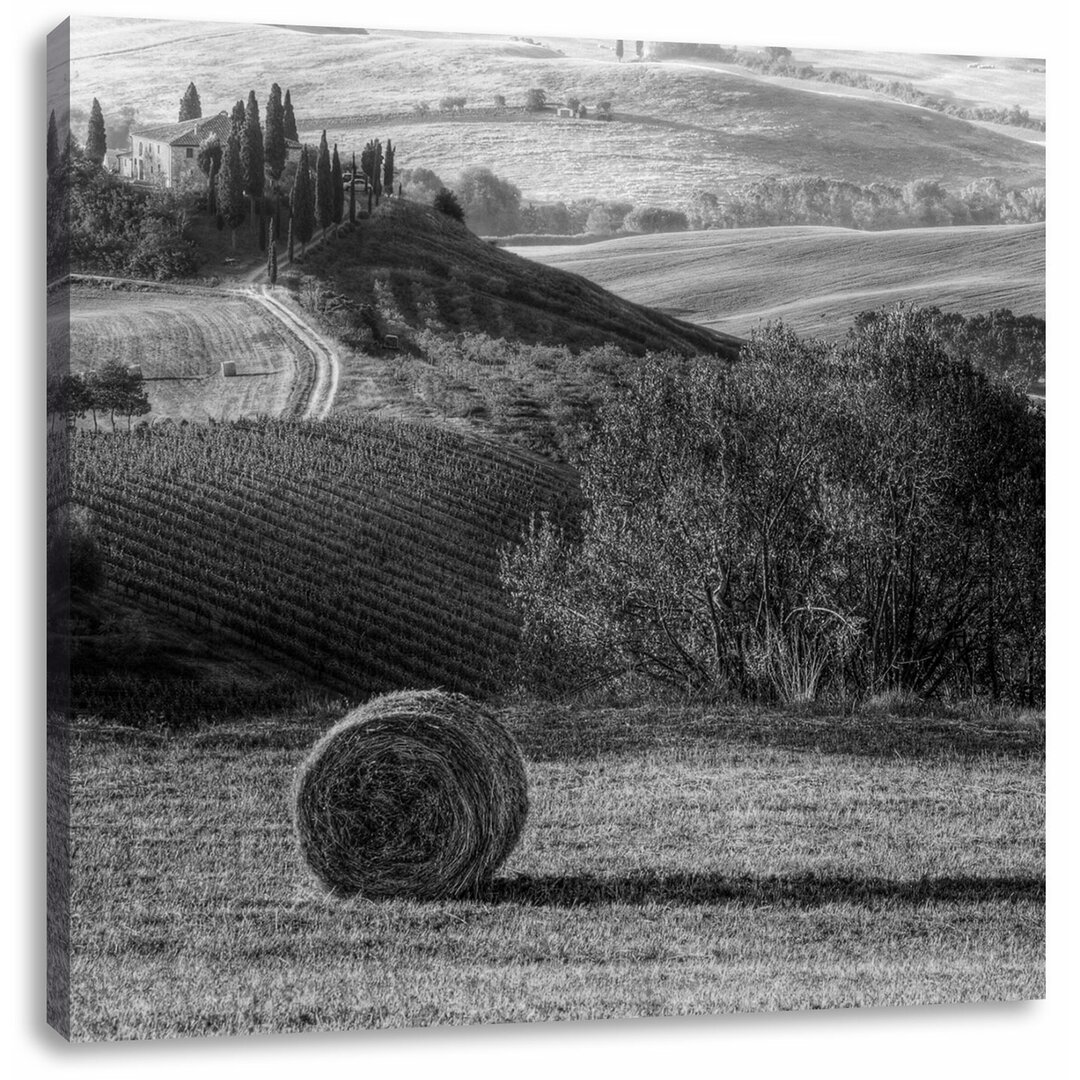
[{"xmin": 293, "ymin": 690, "xmax": 528, "ymax": 899}]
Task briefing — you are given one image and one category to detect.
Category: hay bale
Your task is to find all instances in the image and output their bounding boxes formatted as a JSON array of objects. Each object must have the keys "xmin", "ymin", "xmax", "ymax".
[{"xmin": 293, "ymin": 690, "xmax": 528, "ymax": 899}]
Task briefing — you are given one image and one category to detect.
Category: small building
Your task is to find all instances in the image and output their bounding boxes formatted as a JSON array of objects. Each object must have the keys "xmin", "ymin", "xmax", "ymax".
[
  {"xmin": 221, "ymin": 361, "xmax": 237, "ymax": 378},
  {"xmin": 117, "ymin": 111, "xmax": 303, "ymax": 188},
  {"xmin": 555, "ymin": 106, "xmax": 575, "ymax": 118}
]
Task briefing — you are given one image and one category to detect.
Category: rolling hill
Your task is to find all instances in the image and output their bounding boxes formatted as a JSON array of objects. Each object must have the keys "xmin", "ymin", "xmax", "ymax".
[
  {"xmin": 68, "ymin": 416, "xmax": 577, "ymax": 723},
  {"xmin": 67, "ymin": 19, "xmax": 1044, "ymax": 214},
  {"xmin": 508, "ymin": 222, "xmax": 1045, "ymax": 340}
]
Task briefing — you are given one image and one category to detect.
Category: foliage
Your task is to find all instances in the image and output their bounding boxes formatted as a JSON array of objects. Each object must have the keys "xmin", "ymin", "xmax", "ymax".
[
  {"xmin": 216, "ymin": 131, "xmax": 247, "ymax": 242},
  {"xmin": 456, "ymin": 166, "xmax": 522, "ymax": 235},
  {"xmin": 525, "ymin": 88, "xmax": 547, "ymax": 111},
  {"xmin": 433, "ymin": 187, "xmax": 465, "ymax": 222},
  {"xmin": 383, "ymin": 139, "xmax": 395, "ymax": 196},
  {"xmin": 282, "ymin": 88, "xmax": 298, "ymax": 142},
  {"xmin": 330, "ymin": 143, "xmax": 344, "ymax": 226},
  {"xmin": 86, "ymin": 98, "xmax": 107, "ymax": 166},
  {"xmin": 59, "ymin": 158, "xmax": 199, "ymax": 279},
  {"xmin": 439, "ymin": 95, "xmax": 467, "ymax": 111},
  {"xmin": 400, "ymin": 166, "xmax": 445, "ymax": 203},
  {"xmin": 314, "ymin": 130, "xmax": 333, "ymax": 233},
  {"xmin": 494, "ymin": 94, "xmax": 507, "ymax": 108},
  {"xmin": 47, "ymin": 110, "xmax": 59, "ymax": 173},
  {"xmin": 230, "ymin": 98, "xmax": 245, "ymax": 137},
  {"xmin": 241, "ymin": 91, "xmax": 265, "ymax": 201},
  {"xmin": 361, "ymin": 138, "xmax": 383, "ymax": 200},
  {"xmin": 289, "ymin": 145, "xmax": 315, "ymax": 249},
  {"xmin": 264, "ymin": 83, "xmax": 287, "ymax": 182},
  {"xmin": 503, "ymin": 307, "xmax": 1044, "ymax": 703},
  {"xmin": 178, "ymin": 82, "xmax": 202, "ymax": 122},
  {"xmin": 196, "ymin": 134, "xmax": 222, "ymax": 214},
  {"xmin": 615, "ymin": 40, "xmax": 623, "ymax": 60},
  {"xmin": 622, "ymin": 205, "xmax": 688, "ymax": 233},
  {"xmin": 635, "ymin": 41, "xmax": 644, "ymax": 59},
  {"xmin": 709, "ymin": 175, "xmax": 1045, "ymax": 231},
  {"xmin": 49, "ymin": 362, "xmax": 150, "ymax": 431},
  {"xmin": 854, "ymin": 306, "xmax": 1045, "ymax": 389}
]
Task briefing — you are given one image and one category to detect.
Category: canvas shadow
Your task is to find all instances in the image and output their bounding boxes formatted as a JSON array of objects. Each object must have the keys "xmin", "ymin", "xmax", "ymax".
[{"xmin": 485, "ymin": 870, "xmax": 1044, "ymax": 908}]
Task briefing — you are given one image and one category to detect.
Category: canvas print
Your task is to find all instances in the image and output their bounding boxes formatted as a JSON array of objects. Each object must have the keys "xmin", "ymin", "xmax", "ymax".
[{"xmin": 45, "ymin": 15, "xmax": 1045, "ymax": 1041}]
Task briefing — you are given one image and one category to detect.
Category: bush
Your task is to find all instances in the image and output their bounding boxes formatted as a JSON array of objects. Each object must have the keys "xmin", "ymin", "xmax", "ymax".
[
  {"xmin": 622, "ymin": 205, "xmax": 689, "ymax": 233},
  {"xmin": 503, "ymin": 307, "xmax": 1044, "ymax": 703},
  {"xmin": 525, "ymin": 88, "xmax": 547, "ymax": 111},
  {"xmin": 433, "ymin": 187, "xmax": 465, "ymax": 222}
]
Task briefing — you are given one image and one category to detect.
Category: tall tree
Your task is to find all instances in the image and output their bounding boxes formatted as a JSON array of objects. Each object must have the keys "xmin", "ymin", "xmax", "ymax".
[
  {"xmin": 217, "ymin": 131, "xmax": 247, "ymax": 249},
  {"xmin": 86, "ymin": 98, "xmax": 106, "ymax": 166},
  {"xmin": 349, "ymin": 151, "xmax": 357, "ymax": 223},
  {"xmin": 264, "ymin": 83, "xmax": 287, "ymax": 183},
  {"xmin": 267, "ymin": 216, "xmax": 277, "ymax": 284},
  {"xmin": 289, "ymin": 145, "xmax": 315, "ymax": 254},
  {"xmin": 197, "ymin": 134, "xmax": 223, "ymax": 213},
  {"xmin": 282, "ymin": 89, "xmax": 298, "ymax": 142},
  {"xmin": 314, "ymin": 130, "xmax": 333, "ymax": 236},
  {"xmin": 615, "ymin": 39, "xmax": 624, "ymax": 61},
  {"xmin": 47, "ymin": 110, "xmax": 59, "ymax": 173},
  {"xmin": 178, "ymin": 82, "xmax": 202, "ymax": 121},
  {"xmin": 331, "ymin": 143, "xmax": 344, "ymax": 230},
  {"xmin": 287, "ymin": 215, "xmax": 295, "ymax": 263},
  {"xmin": 383, "ymin": 139, "xmax": 395, "ymax": 198},
  {"xmin": 241, "ymin": 90, "xmax": 265, "ymax": 223},
  {"xmin": 635, "ymin": 40, "xmax": 644, "ymax": 59},
  {"xmin": 230, "ymin": 99, "xmax": 246, "ymax": 138}
]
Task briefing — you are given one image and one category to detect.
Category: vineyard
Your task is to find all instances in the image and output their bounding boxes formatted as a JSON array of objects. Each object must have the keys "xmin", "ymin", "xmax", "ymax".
[{"xmin": 70, "ymin": 417, "xmax": 577, "ymax": 720}]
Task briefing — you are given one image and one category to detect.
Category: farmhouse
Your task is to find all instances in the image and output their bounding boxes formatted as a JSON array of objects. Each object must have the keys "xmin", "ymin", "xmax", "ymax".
[{"xmin": 116, "ymin": 111, "xmax": 303, "ymax": 187}]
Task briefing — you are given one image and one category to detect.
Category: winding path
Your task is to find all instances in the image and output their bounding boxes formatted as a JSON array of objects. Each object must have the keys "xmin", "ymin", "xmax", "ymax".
[{"xmin": 242, "ymin": 284, "xmax": 340, "ymax": 420}]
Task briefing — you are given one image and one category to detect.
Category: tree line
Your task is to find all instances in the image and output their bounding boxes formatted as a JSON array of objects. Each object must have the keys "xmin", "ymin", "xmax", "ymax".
[{"xmin": 48, "ymin": 361, "xmax": 151, "ymax": 431}]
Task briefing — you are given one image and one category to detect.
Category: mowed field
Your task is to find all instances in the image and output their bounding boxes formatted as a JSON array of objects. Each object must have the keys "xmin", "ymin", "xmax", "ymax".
[
  {"xmin": 67, "ymin": 20, "xmax": 1045, "ymax": 211},
  {"xmin": 64, "ymin": 705, "xmax": 1044, "ymax": 1039},
  {"xmin": 510, "ymin": 222, "xmax": 1045, "ymax": 340},
  {"xmin": 58, "ymin": 282, "xmax": 317, "ymax": 423}
]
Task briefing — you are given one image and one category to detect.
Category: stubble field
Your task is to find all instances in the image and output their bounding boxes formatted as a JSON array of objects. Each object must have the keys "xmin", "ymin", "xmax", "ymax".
[
  {"xmin": 60, "ymin": 282, "xmax": 317, "ymax": 423},
  {"xmin": 64, "ymin": 704, "xmax": 1044, "ymax": 1039},
  {"xmin": 511, "ymin": 222, "xmax": 1045, "ymax": 340}
]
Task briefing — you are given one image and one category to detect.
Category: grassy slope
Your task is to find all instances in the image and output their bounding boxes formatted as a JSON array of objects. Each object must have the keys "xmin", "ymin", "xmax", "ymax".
[
  {"xmin": 67, "ymin": 705, "xmax": 1043, "ymax": 1039},
  {"xmin": 510, "ymin": 222, "xmax": 1045, "ymax": 340},
  {"xmin": 300, "ymin": 200, "xmax": 740, "ymax": 358},
  {"xmin": 69, "ymin": 20, "xmax": 1044, "ymax": 212}
]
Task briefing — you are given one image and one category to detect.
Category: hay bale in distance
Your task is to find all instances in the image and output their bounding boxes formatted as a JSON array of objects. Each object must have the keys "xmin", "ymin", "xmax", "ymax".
[{"xmin": 293, "ymin": 690, "xmax": 528, "ymax": 899}]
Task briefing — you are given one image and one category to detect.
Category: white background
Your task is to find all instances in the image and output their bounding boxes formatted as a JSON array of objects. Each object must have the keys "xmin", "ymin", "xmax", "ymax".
[{"xmin": 7, "ymin": 2, "xmax": 1076, "ymax": 1076}]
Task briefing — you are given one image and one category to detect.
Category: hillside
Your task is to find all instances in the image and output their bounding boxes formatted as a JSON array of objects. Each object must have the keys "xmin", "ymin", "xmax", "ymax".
[
  {"xmin": 297, "ymin": 200, "xmax": 740, "ymax": 359},
  {"xmin": 68, "ymin": 417, "xmax": 576, "ymax": 724},
  {"xmin": 68, "ymin": 20, "xmax": 1044, "ymax": 214},
  {"xmin": 509, "ymin": 222, "xmax": 1045, "ymax": 341}
]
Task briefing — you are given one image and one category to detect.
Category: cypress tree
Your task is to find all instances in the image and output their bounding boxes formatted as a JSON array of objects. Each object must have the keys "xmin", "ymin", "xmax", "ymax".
[
  {"xmin": 615, "ymin": 39, "xmax": 624, "ymax": 61},
  {"xmin": 217, "ymin": 131, "xmax": 247, "ymax": 249},
  {"xmin": 290, "ymin": 145, "xmax": 315, "ymax": 254},
  {"xmin": 242, "ymin": 90, "xmax": 265, "ymax": 228},
  {"xmin": 265, "ymin": 83, "xmax": 287, "ymax": 183},
  {"xmin": 231, "ymin": 99, "xmax": 246, "ymax": 138},
  {"xmin": 86, "ymin": 98, "xmax": 106, "ymax": 166},
  {"xmin": 315, "ymin": 130, "xmax": 333, "ymax": 236},
  {"xmin": 197, "ymin": 135, "xmax": 223, "ymax": 214},
  {"xmin": 287, "ymin": 215, "xmax": 295, "ymax": 263},
  {"xmin": 331, "ymin": 143, "xmax": 344, "ymax": 230},
  {"xmin": 282, "ymin": 89, "xmax": 298, "ymax": 142},
  {"xmin": 383, "ymin": 139, "xmax": 395, "ymax": 198},
  {"xmin": 47, "ymin": 110, "xmax": 59, "ymax": 173},
  {"xmin": 179, "ymin": 82, "xmax": 202, "ymax": 121},
  {"xmin": 349, "ymin": 152, "xmax": 357, "ymax": 223},
  {"xmin": 267, "ymin": 217, "xmax": 278, "ymax": 284}
]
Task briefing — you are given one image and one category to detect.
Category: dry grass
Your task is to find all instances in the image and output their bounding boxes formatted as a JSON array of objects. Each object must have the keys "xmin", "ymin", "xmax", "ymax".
[
  {"xmin": 64, "ymin": 280, "xmax": 315, "ymax": 423},
  {"xmin": 511, "ymin": 222, "xmax": 1045, "ymax": 341},
  {"xmin": 64, "ymin": 703, "xmax": 1044, "ymax": 1040}
]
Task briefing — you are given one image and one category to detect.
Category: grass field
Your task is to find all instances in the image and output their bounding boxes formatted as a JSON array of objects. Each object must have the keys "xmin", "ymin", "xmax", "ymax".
[
  {"xmin": 63, "ymin": 703, "xmax": 1044, "ymax": 1039},
  {"xmin": 58, "ymin": 281, "xmax": 317, "ymax": 423},
  {"xmin": 510, "ymin": 222, "xmax": 1045, "ymax": 340},
  {"xmin": 67, "ymin": 20, "xmax": 1044, "ymax": 213}
]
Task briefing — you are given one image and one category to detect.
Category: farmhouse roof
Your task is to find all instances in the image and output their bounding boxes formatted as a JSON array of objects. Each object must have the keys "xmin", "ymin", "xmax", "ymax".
[
  {"xmin": 130, "ymin": 111, "xmax": 233, "ymax": 146},
  {"xmin": 130, "ymin": 110, "xmax": 304, "ymax": 149}
]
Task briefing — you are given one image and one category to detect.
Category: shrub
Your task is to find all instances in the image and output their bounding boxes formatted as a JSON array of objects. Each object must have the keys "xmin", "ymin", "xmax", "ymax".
[
  {"xmin": 622, "ymin": 205, "xmax": 689, "ymax": 233},
  {"xmin": 433, "ymin": 187, "xmax": 465, "ymax": 222}
]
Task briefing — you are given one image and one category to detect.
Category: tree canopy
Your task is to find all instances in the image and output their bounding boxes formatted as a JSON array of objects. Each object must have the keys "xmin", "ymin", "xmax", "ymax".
[
  {"xmin": 86, "ymin": 99, "xmax": 106, "ymax": 166},
  {"xmin": 179, "ymin": 82, "xmax": 202, "ymax": 121},
  {"xmin": 264, "ymin": 83, "xmax": 287, "ymax": 182}
]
